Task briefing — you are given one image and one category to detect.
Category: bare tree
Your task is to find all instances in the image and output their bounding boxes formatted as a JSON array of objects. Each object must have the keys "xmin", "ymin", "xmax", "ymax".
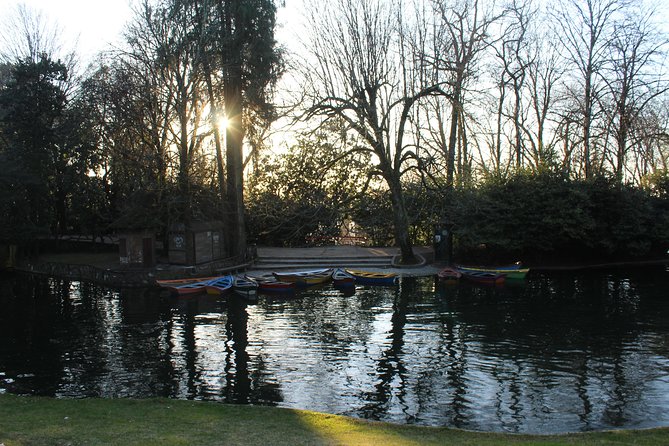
[
  {"xmin": 601, "ymin": 7, "xmax": 669, "ymax": 183},
  {"xmin": 0, "ymin": 3, "xmax": 80, "ymax": 96},
  {"xmin": 504, "ymin": 0, "xmax": 533, "ymax": 169},
  {"xmin": 302, "ymin": 0, "xmax": 446, "ymax": 263},
  {"xmin": 431, "ymin": 0, "xmax": 505, "ymax": 186},
  {"xmin": 524, "ymin": 30, "xmax": 564, "ymax": 170},
  {"xmin": 122, "ymin": 0, "xmax": 210, "ymax": 223},
  {"xmin": 552, "ymin": 0, "xmax": 626, "ymax": 179},
  {"xmin": 0, "ymin": 4, "xmax": 64, "ymax": 63}
]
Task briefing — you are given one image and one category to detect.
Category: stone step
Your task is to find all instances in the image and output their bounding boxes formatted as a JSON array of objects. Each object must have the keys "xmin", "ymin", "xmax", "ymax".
[
  {"xmin": 254, "ymin": 256, "xmax": 394, "ymax": 270},
  {"xmin": 257, "ymin": 256, "xmax": 393, "ymax": 262}
]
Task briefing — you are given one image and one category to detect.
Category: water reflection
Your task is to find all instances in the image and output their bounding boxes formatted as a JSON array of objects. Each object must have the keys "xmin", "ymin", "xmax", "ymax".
[{"xmin": 1, "ymin": 268, "xmax": 668, "ymax": 433}]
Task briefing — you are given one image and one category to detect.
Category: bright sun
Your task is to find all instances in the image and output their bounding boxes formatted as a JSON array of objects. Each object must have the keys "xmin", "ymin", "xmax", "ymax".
[{"xmin": 217, "ymin": 115, "xmax": 229, "ymax": 131}]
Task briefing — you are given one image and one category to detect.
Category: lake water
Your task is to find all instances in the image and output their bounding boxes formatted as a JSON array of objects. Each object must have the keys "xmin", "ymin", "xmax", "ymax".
[{"xmin": 1, "ymin": 267, "xmax": 668, "ymax": 434}]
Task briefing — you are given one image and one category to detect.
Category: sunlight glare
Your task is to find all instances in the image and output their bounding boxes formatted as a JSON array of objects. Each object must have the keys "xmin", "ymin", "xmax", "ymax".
[{"xmin": 217, "ymin": 115, "xmax": 229, "ymax": 131}]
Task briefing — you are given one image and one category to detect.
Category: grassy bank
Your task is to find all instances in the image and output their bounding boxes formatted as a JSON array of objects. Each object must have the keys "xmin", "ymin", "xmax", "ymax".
[{"xmin": 1, "ymin": 395, "xmax": 668, "ymax": 445}]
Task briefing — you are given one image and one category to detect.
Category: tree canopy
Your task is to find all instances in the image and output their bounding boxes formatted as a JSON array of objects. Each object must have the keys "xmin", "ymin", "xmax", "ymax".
[{"xmin": 0, "ymin": 0, "xmax": 668, "ymax": 265}]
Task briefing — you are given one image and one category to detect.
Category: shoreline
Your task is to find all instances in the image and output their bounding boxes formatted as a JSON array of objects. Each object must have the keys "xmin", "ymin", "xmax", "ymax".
[
  {"xmin": 5, "ymin": 247, "xmax": 667, "ymax": 287},
  {"xmin": 0, "ymin": 394, "xmax": 667, "ymax": 445},
  {"xmin": 526, "ymin": 258, "xmax": 668, "ymax": 271}
]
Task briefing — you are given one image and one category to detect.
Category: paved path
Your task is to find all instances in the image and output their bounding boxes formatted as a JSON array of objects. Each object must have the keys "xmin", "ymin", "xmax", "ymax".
[
  {"xmin": 30, "ymin": 246, "xmax": 442, "ymax": 282},
  {"xmin": 257, "ymin": 245, "xmax": 402, "ymax": 258},
  {"xmin": 253, "ymin": 245, "xmax": 440, "ymax": 277},
  {"xmin": 257, "ymin": 245, "xmax": 434, "ymax": 258}
]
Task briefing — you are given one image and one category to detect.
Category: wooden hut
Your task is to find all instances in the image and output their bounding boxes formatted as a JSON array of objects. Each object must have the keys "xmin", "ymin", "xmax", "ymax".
[
  {"xmin": 118, "ymin": 229, "xmax": 156, "ymax": 268},
  {"xmin": 111, "ymin": 205, "xmax": 160, "ymax": 269},
  {"xmin": 0, "ymin": 244, "xmax": 17, "ymax": 269},
  {"xmin": 168, "ymin": 221, "xmax": 225, "ymax": 265}
]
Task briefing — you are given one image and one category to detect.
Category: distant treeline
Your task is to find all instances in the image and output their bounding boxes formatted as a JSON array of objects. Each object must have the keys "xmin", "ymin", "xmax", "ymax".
[
  {"xmin": 248, "ymin": 158, "xmax": 669, "ymax": 264},
  {"xmin": 1, "ymin": 0, "xmax": 669, "ymax": 266}
]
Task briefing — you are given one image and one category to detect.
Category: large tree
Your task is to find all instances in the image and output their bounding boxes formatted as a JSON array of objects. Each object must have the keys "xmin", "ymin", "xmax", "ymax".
[
  {"xmin": 602, "ymin": 7, "xmax": 669, "ymax": 183},
  {"xmin": 302, "ymin": 0, "xmax": 445, "ymax": 263},
  {"xmin": 0, "ymin": 55, "xmax": 94, "ymax": 237},
  {"xmin": 552, "ymin": 0, "xmax": 625, "ymax": 179},
  {"xmin": 195, "ymin": 0, "xmax": 283, "ymax": 258}
]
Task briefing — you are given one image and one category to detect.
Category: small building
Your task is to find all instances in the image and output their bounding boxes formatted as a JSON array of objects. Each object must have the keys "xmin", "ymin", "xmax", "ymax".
[
  {"xmin": 111, "ymin": 198, "xmax": 161, "ymax": 269},
  {"xmin": 0, "ymin": 244, "xmax": 17, "ymax": 269},
  {"xmin": 168, "ymin": 221, "xmax": 225, "ymax": 265},
  {"xmin": 118, "ymin": 229, "xmax": 156, "ymax": 268}
]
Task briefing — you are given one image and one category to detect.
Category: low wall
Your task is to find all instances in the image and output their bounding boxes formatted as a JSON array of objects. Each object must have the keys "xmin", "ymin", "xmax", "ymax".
[{"xmin": 18, "ymin": 254, "xmax": 251, "ymax": 288}]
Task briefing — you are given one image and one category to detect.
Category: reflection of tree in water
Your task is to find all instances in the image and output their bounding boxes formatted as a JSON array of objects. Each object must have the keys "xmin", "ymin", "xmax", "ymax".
[
  {"xmin": 225, "ymin": 297, "xmax": 283, "ymax": 405},
  {"xmin": 0, "ymin": 275, "xmax": 67, "ymax": 396},
  {"xmin": 357, "ymin": 279, "xmax": 413, "ymax": 420},
  {"xmin": 443, "ymin": 319, "xmax": 473, "ymax": 427},
  {"xmin": 441, "ymin": 271, "xmax": 654, "ymax": 432},
  {"xmin": 2, "ymin": 269, "xmax": 668, "ymax": 432},
  {"xmin": 424, "ymin": 283, "xmax": 479, "ymax": 428},
  {"xmin": 225, "ymin": 297, "xmax": 250, "ymax": 403},
  {"xmin": 180, "ymin": 299, "xmax": 200, "ymax": 398},
  {"xmin": 1, "ymin": 277, "xmax": 163, "ymax": 398},
  {"xmin": 265, "ymin": 286, "xmax": 384, "ymax": 348}
]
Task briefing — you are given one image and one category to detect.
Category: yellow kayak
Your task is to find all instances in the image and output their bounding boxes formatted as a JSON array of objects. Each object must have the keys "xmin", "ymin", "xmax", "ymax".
[{"xmin": 345, "ymin": 269, "xmax": 398, "ymax": 286}]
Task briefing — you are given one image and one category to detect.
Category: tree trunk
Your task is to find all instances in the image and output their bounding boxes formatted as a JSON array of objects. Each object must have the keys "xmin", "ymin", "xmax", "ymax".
[
  {"xmin": 386, "ymin": 174, "xmax": 416, "ymax": 264},
  {"xmin": 583, "ymin": 68, "xmax": 593, "ymax": 179},
  {"xmin": 221, "ymin": 0, "xmax": 247, "ymax": 259},
  {"xmin": 447, "ymin": 73, "xmax": 463, "ymax": 187},
  {"xmin": 204, "ymin": 71, "xmax": 226, "ymax": 199},
  {"xmin": 224, "ymin": 71, "xmax": 246, "ymax": 258}
]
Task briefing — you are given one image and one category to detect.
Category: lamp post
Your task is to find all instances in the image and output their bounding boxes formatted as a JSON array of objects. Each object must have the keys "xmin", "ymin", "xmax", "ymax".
[{"xmin": 433, "ymin": 219, "xmax": 454, "ymax": 265}]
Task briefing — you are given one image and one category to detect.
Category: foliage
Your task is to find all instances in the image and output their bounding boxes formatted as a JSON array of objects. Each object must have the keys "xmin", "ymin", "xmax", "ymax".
[
  {"xmin": 0, "ymin": 55, "xmax": 97, "ymax": 241},
  {"xmin": 247, "ymin": 128, "xmax": 371, "ymax": 246},
  {"xmin": 349, "ymin": 188, "xmax": 395, "ymax": 246},
  {"xmin": 640, "ymin": 169, "xmax": 669, "ymax": 199},
  {"xmin": 1, "ymin": 0, "xmax": 668, "ymax": 268},
  {"xmin": 352, "ymin": 180, "xmax": 454, "ymax": 247},
  {"xmin": 445, "ymin": 170, "xmax": 669, "ymax": 263},
  {"xmin": 247, "ymin": 162, "xmax": 669, "ymax": 264}
]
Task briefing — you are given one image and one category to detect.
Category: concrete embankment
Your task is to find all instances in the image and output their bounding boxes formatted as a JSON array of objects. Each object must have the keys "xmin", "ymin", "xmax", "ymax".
[
  {"xmin": 252, "ymin": 245, "xmax": 439, "ymax": 277},
  {"xmin": 12, "ymin": 245, "xmax": 439, "ymax": 286}
]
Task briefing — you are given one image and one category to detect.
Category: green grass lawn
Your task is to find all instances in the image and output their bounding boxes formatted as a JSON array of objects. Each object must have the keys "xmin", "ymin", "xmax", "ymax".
[{"xmin": 0, "ymin": 395, "xmax": 668, "ymax": 445}]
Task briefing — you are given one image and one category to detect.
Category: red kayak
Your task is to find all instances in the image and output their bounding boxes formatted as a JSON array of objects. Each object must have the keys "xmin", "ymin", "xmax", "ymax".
[
  {"xmin": 437, "ymin": 267, "xmax": 462, "ymax": 281},
  {"xmin": 247, "ymin": 274, "xmax": 295, "ymax": 293}
]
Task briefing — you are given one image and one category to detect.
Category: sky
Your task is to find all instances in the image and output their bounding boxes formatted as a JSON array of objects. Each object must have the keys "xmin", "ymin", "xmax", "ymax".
[
  {"xmin": 0, "ymin": 0, "xmax": 134, "ymax": 62},
  {"xmin": 0, "ymin": 0, "xmax": 304, "ymax": 64},
  {"xmin": 2, "ymin": 0, "xmax": 668, "ymax": 58}
]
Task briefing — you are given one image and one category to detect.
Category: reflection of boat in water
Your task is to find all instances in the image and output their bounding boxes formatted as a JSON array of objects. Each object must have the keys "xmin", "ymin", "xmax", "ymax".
[
  {"xmin": 437, "ymin": 267, "xmax": 462, "ymax": 281},
  {"xmin": 459, "ymin": 269, "xmax": 506, "ymax": 285},
  {"xmin": 273, "ymin": 268, "xmax": 333, "ymax": 286},
  {"xmin": 345, "ymin": 269, "xmax": 398, "ymax": 286}
]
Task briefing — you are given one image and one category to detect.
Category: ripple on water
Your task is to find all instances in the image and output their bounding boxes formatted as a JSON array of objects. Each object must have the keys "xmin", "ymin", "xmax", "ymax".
[{"xmin": 1, "ymin": 272, "xmax": 669, "ymax": 433}]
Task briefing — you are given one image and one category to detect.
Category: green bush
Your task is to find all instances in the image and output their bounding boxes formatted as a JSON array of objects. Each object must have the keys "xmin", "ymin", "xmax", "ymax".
[{"xmin": 446, "ymin": 171, "xmax": 669, "ymax": 263}]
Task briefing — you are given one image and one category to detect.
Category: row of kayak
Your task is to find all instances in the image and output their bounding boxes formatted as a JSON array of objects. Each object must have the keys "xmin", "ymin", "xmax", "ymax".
[
  {"xmin": 156, "ymin": 262, "xmax": 530, "ymax": 297},
  {"xmin": 155, "ymin": 268, "xmax": 399, "ymax": 297},
  {"xmin": 437, "ymin": 262, "xmax": 530, "ymax": 285}
]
